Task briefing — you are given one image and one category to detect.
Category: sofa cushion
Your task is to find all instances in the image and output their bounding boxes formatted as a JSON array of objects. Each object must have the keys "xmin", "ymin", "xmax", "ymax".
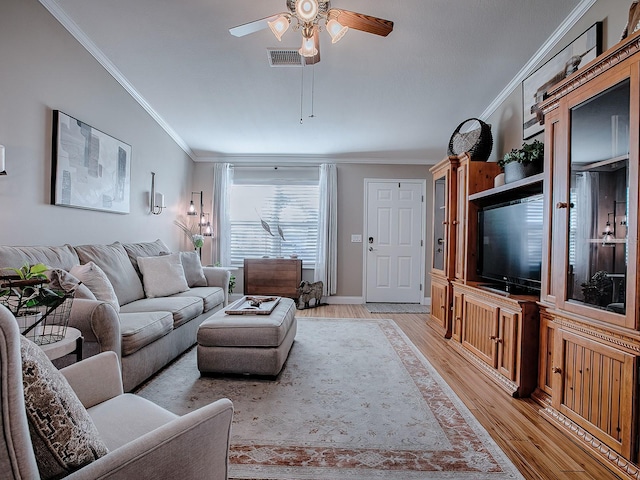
[
  {"xmin": 0, "ymin": 244, "xmax": 79, "ymax": 271},
  {"xmin": 88, "ymin": 394, "xmax": 177, "ymax": 451},
  {"xmin": 122, "ymin": 239, "xmax": 170, "ymax": 277},
  {"xmin": 45, "ymin": 268, "xmax": 96, "ymax": 300},
  {"xmin": 75, "ymin": 242, "xmax": 145, "ymax": 306},
  {"xmin": 20, "ymin": 336, "xmax": 108, "ymax": 479},
  {"xmin": 119, "ymin": 312, "xmax": 174, "ymax": 356},
  {"xmin": 137, "ymin": 253, "xmax": 189, "ymax": 298},
  {"xmin": 70, "ymin": 262, "xmax": 119, "ymax": 312},
  {"xmin": 171, "ymin": 286, "xmax": 224, "ymax": 313},
  {"xmin": 119, "ymin": 296, "xmax": 203, "ymax": 328},
  {"xmin": 180, "ymin": 251, "xmax": 207, "ymax": 287}
]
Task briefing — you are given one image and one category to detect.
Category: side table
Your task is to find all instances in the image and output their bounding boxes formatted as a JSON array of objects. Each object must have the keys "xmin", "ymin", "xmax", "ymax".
[{"xmin": 39, "ymin": 326, "xmax": 83, "ymax": 363}]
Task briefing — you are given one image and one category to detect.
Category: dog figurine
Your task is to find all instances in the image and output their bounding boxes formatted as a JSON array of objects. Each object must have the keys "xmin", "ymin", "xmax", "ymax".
[{"xmin": 296, "ymin": 280, "xmax": 323, "ymax": 309}]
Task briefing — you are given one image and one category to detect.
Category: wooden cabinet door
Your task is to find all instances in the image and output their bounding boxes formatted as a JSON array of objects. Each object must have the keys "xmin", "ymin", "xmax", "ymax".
[
  {"xmin": 496, "ymin": 309, "xmax": 519, "ymax": 381},
  {"xmin": 454, "ymin": 163, "xmax": 468, "ymax": 280},
  {"xmin": 461, "ymin": 295, "xmax": 498, "ymax": 367},
  {"xmin": 429, "ymin": 276, "xmax": 450, "ymax": 334},
  {"xmin": 537, "ymin": 312, "xmax": 556, "ymax": 396},
  {"xmin": 552, "ymin": 329, "xmax": 636, "ymax": 458},
  {"xmin": 452, "ymin": 290, "xmax": 464, "ymax": 342}
]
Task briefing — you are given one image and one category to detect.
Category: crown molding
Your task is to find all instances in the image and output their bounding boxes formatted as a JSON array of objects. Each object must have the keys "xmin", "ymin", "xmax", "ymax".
[
  {"xmin": 38, "ymin": 0, "xmax": 196, "ymax": 160},
  {"xmin": 480, "ymin": 0, "xmax": 597, "ymax": 121}
]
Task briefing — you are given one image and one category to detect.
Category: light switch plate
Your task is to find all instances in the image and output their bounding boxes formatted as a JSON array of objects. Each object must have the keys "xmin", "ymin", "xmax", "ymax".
[{"xmin": 351, "ymin": 234, "xmax": 362, "ymax": 243}]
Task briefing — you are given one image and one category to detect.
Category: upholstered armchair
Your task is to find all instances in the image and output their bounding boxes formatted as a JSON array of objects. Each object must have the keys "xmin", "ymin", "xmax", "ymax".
[{"xmin": 0, "ymin": 305, "xmax": 234, "ymax": 479}]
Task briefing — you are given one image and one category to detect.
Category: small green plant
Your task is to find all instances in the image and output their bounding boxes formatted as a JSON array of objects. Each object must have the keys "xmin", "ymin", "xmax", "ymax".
[
  {"xmin": 214, "ymin": 262, "xmax": 236, "ymax": 294},
  {"xmin": 498, "ymin": 140, "xmax": 544, "ymax": 169},
  {"xmin": 0, "ymin": 262, "xmax": 65, "ymax": 316}
]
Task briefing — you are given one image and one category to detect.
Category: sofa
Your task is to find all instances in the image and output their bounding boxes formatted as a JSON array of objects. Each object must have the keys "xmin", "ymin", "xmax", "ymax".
[
  {"xmin": 0, "ymin": 239, "xmax": 230, "ymax": 391},
  {"xmin": 0, "ymin": 304, "xmax": 234, "ymax": 479}
]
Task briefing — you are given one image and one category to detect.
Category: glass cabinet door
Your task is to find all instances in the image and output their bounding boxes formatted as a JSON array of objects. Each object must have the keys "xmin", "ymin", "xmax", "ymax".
[
  {"xmin": 567, "ymin": 79, "xmax": 630, "ymax": 315},
  {"xmin": 433, "ymin": 175, "xmax": 446, "ymax": 271}
]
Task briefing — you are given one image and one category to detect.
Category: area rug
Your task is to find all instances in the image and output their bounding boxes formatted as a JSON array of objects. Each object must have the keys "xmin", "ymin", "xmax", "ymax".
[
  {"xmin": 136, "ymin": 318, "xmax": 522, "ymax": 479},
  {"xmin": 365, "ymin": 302, "xmax": 431, "ymax": 314}
]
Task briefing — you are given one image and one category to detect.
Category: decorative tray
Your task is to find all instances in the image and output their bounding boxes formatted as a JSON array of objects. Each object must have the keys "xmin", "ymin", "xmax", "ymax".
[{"xmin": 224, "ymin": 296, "xmax": 281, "ymax": 315}]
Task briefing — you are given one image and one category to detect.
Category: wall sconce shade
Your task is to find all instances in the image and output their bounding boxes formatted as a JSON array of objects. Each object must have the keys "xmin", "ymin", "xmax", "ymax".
[
  {"xmin": 150, "ymin": 172, "xmax": 165, "ymax": 215},
  {"xmin": 0, "ymin": 145, "xmax": 6, "ymax": 176}
]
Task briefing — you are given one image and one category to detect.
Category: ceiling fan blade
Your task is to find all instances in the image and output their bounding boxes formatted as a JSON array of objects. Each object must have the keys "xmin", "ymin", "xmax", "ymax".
[
  {"xmin": 305, "ymin": 29, "xmax": 321, "ymax": 65},
  {"xmin": 329, "ymin": 9, "xmax": 394, "ymax": 37},
  {"xmin": 229, "ymin": 15, "xmax": 279, "ymax": 37}
]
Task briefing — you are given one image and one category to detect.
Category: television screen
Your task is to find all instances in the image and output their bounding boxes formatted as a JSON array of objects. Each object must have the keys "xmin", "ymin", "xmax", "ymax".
[{"xmin": 478, "ymin": 194, "xmax": 544, "ymax": 292}]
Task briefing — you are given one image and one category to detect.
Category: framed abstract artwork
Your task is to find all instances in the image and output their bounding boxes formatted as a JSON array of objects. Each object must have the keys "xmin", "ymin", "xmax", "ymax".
[
  {"xmin": 522, "ymin": 22, "xmax": 602, "ymax": 140},
  {"xmin": 52, "ymin": 110, "xmax": 131, "ymax": 214}
]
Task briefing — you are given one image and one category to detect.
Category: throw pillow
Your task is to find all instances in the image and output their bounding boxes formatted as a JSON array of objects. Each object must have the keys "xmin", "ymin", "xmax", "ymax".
[
  {"xmin": 74, "ymin": 242, "xmax": 145, "ymax": 306},
  {"xmin": 122, "ymin": 239, "xmax": 171, "ymax": 277},
  {"xmin": 45, "ymin": 268, "xmax": 97, "ymax": 301},
  {"xmin": 70, "ymin": 263, "xmax": 119, "ymax": 312},
  {"xmin": 20, "ymin": 336, "xmax": 108, "ymax": 479},
  {"xmin": 137, "ymin": 253, "xmax": 189, "ymax": 298},
  {"xmin": 180, "ymin": 251, "xmax": 207, "ymax": 287}
]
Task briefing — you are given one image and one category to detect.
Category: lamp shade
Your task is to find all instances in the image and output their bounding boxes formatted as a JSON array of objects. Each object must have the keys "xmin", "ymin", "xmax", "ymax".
[
  {"xmin": 268, "ymin": 15, "xmax": 290, "ymax": 41},
  {"xmin": 299, "ymin": 35, "xmax": 318, "ymax": 57},
  {"xmin": 327, "ymin": 19, "xmax": 348, "ymax": 43}
]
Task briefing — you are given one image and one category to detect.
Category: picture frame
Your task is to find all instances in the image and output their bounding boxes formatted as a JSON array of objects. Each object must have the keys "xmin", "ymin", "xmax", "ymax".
[
  {"xmin": 522, "ymin": 22, "xmax": 602, "ymax": 140},
  {"xmin": 52, "ymin": 110, "xmax": 131, "ymax": 214}
]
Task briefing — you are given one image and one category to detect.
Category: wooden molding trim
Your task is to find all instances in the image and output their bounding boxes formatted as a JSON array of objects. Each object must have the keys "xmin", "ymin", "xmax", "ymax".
[
  {"xmin": 449, "ymin": 341, "xmax": 519, "ymax": 396},
  {"xmin": 541, "ymin": 407, "xmax": 640, "ymax": 480},
  {"xmin": 541, "ymin": 31, "xmax": 640, "ymax": 114},
  {"xmin": 555, "ymin": 317, "xmax": 640, "ymax": 354}
]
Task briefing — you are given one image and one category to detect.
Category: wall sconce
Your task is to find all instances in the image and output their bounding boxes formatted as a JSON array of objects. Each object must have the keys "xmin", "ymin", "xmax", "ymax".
[
  {"xmin": 0, "ymin": 145, "xmax": 6, "ymax": 176},
  {"xmin": 149, "ymin": 172, "xmax": 165, "ymax": 215}
]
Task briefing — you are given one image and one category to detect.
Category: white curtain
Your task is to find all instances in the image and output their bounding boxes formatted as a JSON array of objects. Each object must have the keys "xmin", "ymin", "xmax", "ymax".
[
  {"xmin": 314, "ymin": 164, "xmax": 337, "ymax": 295},
  {"xmin": 212, "ymin": 163, "xmax": 233, "ymax": 266},
  {"xmin": 573, "ymin": 171, "xmax": 598, "ymax": 298}
]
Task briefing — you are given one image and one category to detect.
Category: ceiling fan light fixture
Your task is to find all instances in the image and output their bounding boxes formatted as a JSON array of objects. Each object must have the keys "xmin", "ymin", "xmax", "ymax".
[
  {"xmin": 268, "ymin": 15, "xmax": 290, "ymax": 41},
  {"xmin": 326, "ymin": 18, "xmax": 348, "ymax": 44},
  {"xmin": 296, "ymin": 0, "xmax": 319, "ymax": 22},
  {"xmin": 299, "ymin": 35, "xmax": 318, "ymax": 57}
]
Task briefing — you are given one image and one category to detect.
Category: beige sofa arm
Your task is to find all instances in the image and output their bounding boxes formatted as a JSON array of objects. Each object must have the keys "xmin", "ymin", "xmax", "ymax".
[
  {"xmin": 68, "ymin": 299, "xmax": 122, "ymax": 358},
  {"xmin": 66, "ymin": 398, "xmax": 234, "ymax": 480},
  {"xmin": 203, "ymin": 267, "xmax": 231, "ymax": 306},
  {"xmin": 61, "ymin": 352, "xmax": 124, "ymax": 409}
]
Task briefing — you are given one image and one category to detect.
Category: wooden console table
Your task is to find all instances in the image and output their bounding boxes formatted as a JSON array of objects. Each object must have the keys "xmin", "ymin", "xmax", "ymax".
[{"xmin": 243, "ymin": 258, "xmax": 302, "ymax": 299}]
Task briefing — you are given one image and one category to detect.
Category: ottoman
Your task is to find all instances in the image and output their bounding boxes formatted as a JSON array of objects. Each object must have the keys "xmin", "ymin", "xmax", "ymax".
[{"xmin": 197, "ymin": 297, "xmax": 297, "ymax": 376}]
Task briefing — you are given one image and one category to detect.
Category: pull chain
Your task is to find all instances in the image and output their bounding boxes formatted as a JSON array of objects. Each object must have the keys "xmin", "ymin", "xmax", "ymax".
[
  {"xmin": 300, "ymin": 65, "xmax": 304, "ymax": 124},
  {"xmin": 309, "ymin": 63, "xmax": 315, "ymax": 118}
]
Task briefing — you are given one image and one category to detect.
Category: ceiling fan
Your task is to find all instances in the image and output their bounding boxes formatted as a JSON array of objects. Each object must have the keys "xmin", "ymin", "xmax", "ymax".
[{"xmin": 229, "ymin": 0, "xmax": 394, "ymax": 65}]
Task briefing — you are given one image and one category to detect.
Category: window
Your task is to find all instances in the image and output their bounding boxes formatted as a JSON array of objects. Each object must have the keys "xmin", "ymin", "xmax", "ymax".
[{"xmin": 229, "ymin": 167, "xmax": 320, "ymax": 267}]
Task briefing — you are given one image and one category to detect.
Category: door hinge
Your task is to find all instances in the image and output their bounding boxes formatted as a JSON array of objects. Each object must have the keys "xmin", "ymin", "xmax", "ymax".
[
  {"xmin": 421, "ymin": 239, "xmax": 424, "ymax": 247},
  {"xmin": 422, "ymin": 195, "xmax": 424, "ymax": 202},
  {"xmin": 420, "ymin": 283, "xmax": 423, "ymax": 291},
  {"xmin": 398, "ymin": 182, "xmax": 401, "ymax": 188}
]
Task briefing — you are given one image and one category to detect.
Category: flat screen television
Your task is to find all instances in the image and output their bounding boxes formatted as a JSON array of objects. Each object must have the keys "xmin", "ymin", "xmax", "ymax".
[{"xmin": 477, "ymin": 194, "xmax": 544, "ymax": 293}]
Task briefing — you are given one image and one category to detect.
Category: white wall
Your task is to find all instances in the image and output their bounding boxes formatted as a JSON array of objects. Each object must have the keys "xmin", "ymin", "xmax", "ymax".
[
  {"xmin": 486, "ymin": 0, "xmax": 632, "ymax": 157},
  {"xmin": 0, "ymin": 0, "xmax": 194, "ymax": 250}
]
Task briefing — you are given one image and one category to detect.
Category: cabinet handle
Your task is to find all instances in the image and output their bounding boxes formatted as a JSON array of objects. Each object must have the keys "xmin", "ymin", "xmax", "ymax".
[
  {"xmin": 556, "ymin": 202, "xmax": 568, "ymax": 209},
  {"xmin": 552, "ymin": 367, "xmax": 562, "ymax": 374},
  {"xmin": 442, "ymin": 221, "xmax": 448, "ymax": 225},
  {"xmin": 452, "ymin": 220, "xmax": 459, "ymax": 225}
]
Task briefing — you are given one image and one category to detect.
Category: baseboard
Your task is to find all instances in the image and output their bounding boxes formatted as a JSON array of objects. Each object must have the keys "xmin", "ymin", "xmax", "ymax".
[{"xmin": 231, "ymin": 294, "xmax": 432, "ymax": 306}]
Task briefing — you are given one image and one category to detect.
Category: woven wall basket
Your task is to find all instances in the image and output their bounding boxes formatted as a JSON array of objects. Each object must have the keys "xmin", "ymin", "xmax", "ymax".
[{"xmin": 447, "ymin": 118, "xmax": 493, "ymax": 161}]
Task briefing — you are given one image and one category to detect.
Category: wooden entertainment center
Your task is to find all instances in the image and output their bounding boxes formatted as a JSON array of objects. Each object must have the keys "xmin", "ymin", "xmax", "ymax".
[{"xmin": 430, "ymin": 31, "xmax": 640, "ymax": 479}]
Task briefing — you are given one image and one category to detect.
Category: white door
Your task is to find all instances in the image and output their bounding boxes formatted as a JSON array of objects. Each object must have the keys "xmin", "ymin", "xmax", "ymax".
[{"xmin": 365, "ymin": 180, "xmax": 424, "ymax": 303}]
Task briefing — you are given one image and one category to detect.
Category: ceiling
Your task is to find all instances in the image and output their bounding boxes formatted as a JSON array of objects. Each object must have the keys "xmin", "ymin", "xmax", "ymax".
[{"xmin": 42, "ymin": 0, "xmax": 587, "ymax": 163}]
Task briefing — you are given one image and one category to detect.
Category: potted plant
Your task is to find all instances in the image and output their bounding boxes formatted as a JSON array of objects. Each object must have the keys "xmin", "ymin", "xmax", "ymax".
[
  {"xmin": 498, "ymin": 140, "xmax": 544, "ymax": 183},
  {"xmin": 0, "ymin": 262, "xmax": 67, "ymax": 338}
]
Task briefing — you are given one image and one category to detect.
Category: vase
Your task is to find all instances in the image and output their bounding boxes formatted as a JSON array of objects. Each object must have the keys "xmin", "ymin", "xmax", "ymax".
[{"xmin": 503, "ymin": 161, "xmax": 542, "ymax": 183}]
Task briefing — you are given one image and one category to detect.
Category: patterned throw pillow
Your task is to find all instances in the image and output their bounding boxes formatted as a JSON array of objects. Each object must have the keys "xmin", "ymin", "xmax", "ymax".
[{"xmin": 20, "ymin": 336, "xmax": 108, "ymax": 479}]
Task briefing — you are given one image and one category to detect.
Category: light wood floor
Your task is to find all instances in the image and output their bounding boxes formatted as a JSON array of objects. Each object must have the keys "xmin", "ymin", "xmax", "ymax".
[{"xmin": 296, "ymin": 304, "xmax": 620, "ymax": 480}]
